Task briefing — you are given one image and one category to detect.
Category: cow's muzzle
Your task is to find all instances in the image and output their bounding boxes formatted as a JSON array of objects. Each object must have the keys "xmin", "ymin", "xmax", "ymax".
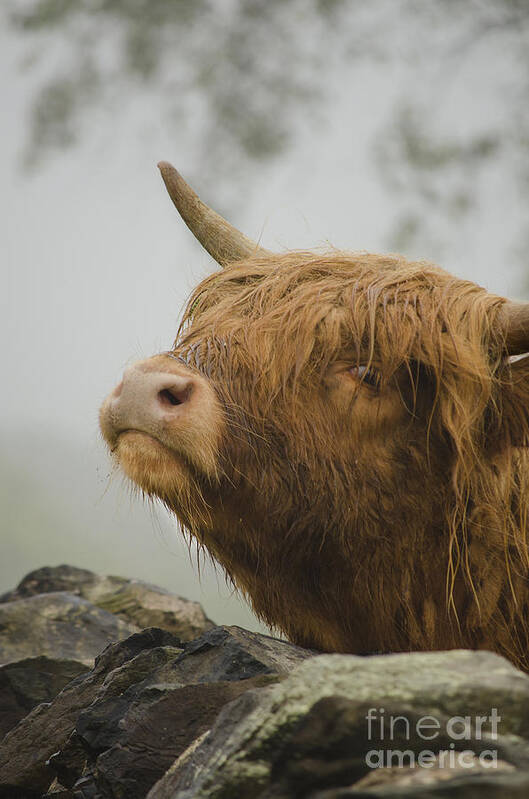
[{"xmin": 99, "ymin": 354, "xmax": 223, "ymax": 478}]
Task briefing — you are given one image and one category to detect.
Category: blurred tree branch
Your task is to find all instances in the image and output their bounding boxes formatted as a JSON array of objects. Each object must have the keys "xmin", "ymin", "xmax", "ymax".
[
  {"xmin": 377, "ymin": 0, "xmax": 529, "ymax": 267},
  {"xmin": 7, "ymin": 0, "xmax": 347, "ymax": 176},
  {"xmin": 7, "ymin": 0, "xmax": 529, "ymax": 283}
]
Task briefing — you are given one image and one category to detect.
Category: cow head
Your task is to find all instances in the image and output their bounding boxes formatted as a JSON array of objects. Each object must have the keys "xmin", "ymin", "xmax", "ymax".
[{"xmin": 100, "ymin": 163, "xmax": 529, "ymax": 665}]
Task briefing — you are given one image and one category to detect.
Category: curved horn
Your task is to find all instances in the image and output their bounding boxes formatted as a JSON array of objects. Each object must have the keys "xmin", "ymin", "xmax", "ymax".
[
  {"xmin": 158, "ymin": 162, "xmax": 270, "ymax": 268},
  {"xmin": 498, "ymin": 300, "xmax": 529, "ymax": 355}
]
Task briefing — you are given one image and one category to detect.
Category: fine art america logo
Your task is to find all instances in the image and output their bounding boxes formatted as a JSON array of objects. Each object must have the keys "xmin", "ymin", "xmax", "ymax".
[{"xmin": 365, "ymin": 707, "xmax": 501, "ymax": 769}]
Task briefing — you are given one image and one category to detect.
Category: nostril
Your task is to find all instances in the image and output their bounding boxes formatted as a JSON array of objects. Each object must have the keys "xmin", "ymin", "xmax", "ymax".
[{"xmin": 158, "ymin": 387, "xmax": 189, "ymax": 407}]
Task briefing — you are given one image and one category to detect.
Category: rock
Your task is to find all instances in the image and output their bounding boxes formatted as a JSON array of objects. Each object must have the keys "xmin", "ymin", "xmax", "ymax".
[
  {"xmin": 332, "ymin": 758, "xmax": 526, "ymax": 797},
  {"xmin": 149, "ymin": 688, "xmax": 268, "ymax": 799},
  {"xmin": 0, "ymin": 565, "xmax": 110, "ymax": 603},
  {"xmin": 0, "ymin": 656, "xmax": 89, "ymax": 740},
  {"xmin": 0, "ymin": 592, "xmax": 139, "ymax": 666},
  {"xmin": 5, "ymin": 565, "xmax": 529, "ymax": 799},
  {"xmin": 50, "ymin": 625, "xmax": 310, "ymax": 798},
  {"xmin": 167, "ymin": 624, "xmax": 315, "ymax": 683},
  {"xmin": 42, "ymin": 781, "xmax": 76, "ymax": 798},
  {"xmin": 150, "ymin": 649, "xmax": 529, "ymax": 799},
  {"xmin": 72, "ymin": 676, "xmax": 276, "ymax": 799},
  {"xmin": 93, "ymin": 579, "xmax": 215, "ymax": 642},
  {"xmin": 1, "ymin": 565, "xmax": 215, "ymax": 641},
  {"xmin": 0, "ymin": 624, "xmax": 311, "ymax": 798},
  {"xmin": 0, "ymin": 628, "xmax": 181, "ymax": 796}
]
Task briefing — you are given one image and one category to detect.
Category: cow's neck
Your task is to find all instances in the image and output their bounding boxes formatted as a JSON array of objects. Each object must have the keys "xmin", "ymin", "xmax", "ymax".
[{"xmin": 199, "ymin": 445, "xmax": 453, "ymax": 654}]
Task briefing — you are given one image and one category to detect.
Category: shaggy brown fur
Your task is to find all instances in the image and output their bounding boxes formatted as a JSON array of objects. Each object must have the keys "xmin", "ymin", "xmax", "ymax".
[{"xmin": 112, "ymin": 249, "xmax": 529, "ymax": 670}]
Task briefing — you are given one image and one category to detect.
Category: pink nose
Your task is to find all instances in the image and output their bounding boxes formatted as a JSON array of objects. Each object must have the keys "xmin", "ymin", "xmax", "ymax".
[{"xmin": 104, "ymin": 366, "xmax": 196, "ymax": 440}]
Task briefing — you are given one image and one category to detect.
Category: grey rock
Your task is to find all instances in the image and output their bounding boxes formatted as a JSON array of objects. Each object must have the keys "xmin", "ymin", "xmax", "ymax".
[
  {"xmin": 43, "ymin": 781, "xmax": 76, "ymax": 798},
  {"xmin": 0, "ymin": 627, "xmax": 181, "ymax": 796},
  {"xmin": 0, "ymin": 565, "xmax": 110, "ymax": 603},
  {"xmin": 0, "ymin": 656, "xmax": 89, "ymax": 740},
  {"xmin": 317, "ymin": 761, "xmax": 529, "ymax": 798},
  {"xmin": 92, "ymin": 579, "xmax": 215, "ymax": 642},
  {"xmin": 0, "ymin": 564, "xmax": 215, "ymax": 641},
  {"xmin": 148, "ymin": 688, "xmax": 267, "ymax": 799},
  {"xmin": 0, "ymin": 591, "xmax": 139, "ymax": 666},
  {"xmin": 73, "ymin": 676, "xmax": 276, "ymax": 799},
  {"xmin": 0, "ymin": 622, "xmax": 311, "ymax": 798},
  {"xmin": 150, "ymin": 649, "xmax": 529, "ymax": 799},
  {"xmin": 6, "ymin": 566, "xmax": 527, "ymax": 799},
  {"xmin": 51, "ymin": 625, "xmax": 311, "ymax": 798},
  {"xmin": 167, "ymin": 624, "xmax": 315, "ymax": 683}
]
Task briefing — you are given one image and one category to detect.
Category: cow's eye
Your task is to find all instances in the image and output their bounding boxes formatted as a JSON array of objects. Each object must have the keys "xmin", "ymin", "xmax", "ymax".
[{"xmin": 348, "ymin": 364, "xmax": 381, "ymax": 390}]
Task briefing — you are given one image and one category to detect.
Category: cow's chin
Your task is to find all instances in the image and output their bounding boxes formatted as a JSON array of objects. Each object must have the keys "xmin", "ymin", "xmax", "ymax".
[{"xmin": 113, "ymin": 430, "xmax": 196, "ymax": 503}]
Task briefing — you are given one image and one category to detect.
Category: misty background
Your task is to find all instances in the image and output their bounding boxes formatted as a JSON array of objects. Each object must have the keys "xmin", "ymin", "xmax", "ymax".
[{"xmin": 3, "ymin": 0, "xmax": 529, "ymax": 631}]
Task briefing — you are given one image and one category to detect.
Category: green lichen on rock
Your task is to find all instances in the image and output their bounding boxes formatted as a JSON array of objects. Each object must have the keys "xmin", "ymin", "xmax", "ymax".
[{"xmin": 160, "ymin": 650, "xmax": 529, "ymax": 799}]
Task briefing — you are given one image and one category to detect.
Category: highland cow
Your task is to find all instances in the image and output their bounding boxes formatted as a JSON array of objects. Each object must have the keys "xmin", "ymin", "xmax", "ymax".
[{"xmin": 100, "ymin": 163, "xmax": 529, "ymax": 671}]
